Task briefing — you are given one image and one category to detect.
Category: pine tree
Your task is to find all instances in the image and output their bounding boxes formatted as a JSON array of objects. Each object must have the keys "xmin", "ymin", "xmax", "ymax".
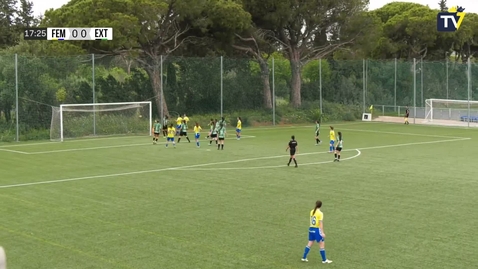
[
  {"xmin": 0, "ymin": 0, "xmax": 19, "ymax": 48},
  {"xmin": 438, "ymin": 0, "xmax": 447, "ymax": 12},
  {"xmin": 17, "ymin": 0, "xmax": 36, "ymax": 27}
]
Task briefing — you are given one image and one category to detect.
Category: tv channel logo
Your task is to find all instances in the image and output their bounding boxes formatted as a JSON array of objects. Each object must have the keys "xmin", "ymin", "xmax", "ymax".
[{"xmin": 437, "ymin": 6, "xmax": 465, "ymax": 32}]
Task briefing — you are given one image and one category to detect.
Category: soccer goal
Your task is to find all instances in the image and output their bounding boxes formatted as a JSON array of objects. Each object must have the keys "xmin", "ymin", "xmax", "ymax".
[
  {"xmin": 50, "ymin": 101, "xmax": 152, "ymax": 141},
  {"xmin": 425, "ymin": 99, "xmax": 478, "ymax": 125}
]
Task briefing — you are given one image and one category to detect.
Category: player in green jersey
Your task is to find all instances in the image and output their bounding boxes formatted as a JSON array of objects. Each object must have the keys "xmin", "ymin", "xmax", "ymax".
[
  {"xmin": 217, "ymin": 122, "xmax": 226, "ymax": 150},
  {"xmin": 162, "ymin": 116, "xmax": 169, "ymax": 138},
  {"xmin": 178, "ymin": 120, "xmax": 191, "ymax": 143},
  {"xmin": 209, "ymin": 119, "xmax": 218, "ymax": 145},
  {"xmin": 314, "ymin": 120, "xmax": 321, "ymax": 145},
  {"xmin": 334, "ymin": 132, "xmax": 343, "ymax": 162},
  {"xmin": 153, "ymin": 120, "xmax": 161, "ymax": 144},
  {"xmin": 206, "ymin": 118, "xmax": 213, "ymax": 138}
]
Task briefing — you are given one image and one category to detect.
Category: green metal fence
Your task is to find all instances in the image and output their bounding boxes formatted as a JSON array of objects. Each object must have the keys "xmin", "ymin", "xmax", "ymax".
[{"xmin": 0, "ymin": 55, "xmax": 476, "ymax": 142}]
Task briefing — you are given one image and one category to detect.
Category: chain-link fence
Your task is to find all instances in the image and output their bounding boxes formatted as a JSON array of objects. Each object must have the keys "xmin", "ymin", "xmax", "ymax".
[{"xmin": 0, "ymin": 55, "xmax": 476, "ymax": 142}]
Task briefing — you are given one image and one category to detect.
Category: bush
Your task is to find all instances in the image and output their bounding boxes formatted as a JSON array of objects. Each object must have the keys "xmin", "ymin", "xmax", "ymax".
[{"xmin": 0, "ymin": 101, "xmax": 363, "ymax": 142}]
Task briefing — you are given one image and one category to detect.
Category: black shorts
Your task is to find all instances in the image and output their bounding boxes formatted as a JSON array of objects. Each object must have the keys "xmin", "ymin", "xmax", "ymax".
[
  {"xmin": 336, "ymin": 147, "xmax": 342, "ymax": 152},
  {"xmin": 211, "ymin": 134, "xmax": 217, "ymax": 138},
  {"xmin": 180, "ymin": 132, "xmax": 187, "ymax": 136},
  {"xmin": 405, "ymin": 115, "xmax": 409, "ymax": 118},
  {"xmin": 162, "ymin": 126, "xmax": 167, "ymax": 130},
  {"xmin": 290, "ymin": 149, "xmax": 296, "ymax": 156},
  {"xmin": 154, "ymin": 132, "xmax": 160, "ymax": 135},
  {"xmin": 218, "ymin": 137, "xmax": 224, "ymax": 140},
  {"xmin": 315, "ymin": 131, "xmax": 319, "ymax": 136}
]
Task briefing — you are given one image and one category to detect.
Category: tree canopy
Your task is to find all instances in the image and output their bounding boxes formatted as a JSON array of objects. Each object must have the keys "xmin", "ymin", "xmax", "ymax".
[{"xmin": 2, "ymin": 0, "xmax": 478, "ymax": 141}]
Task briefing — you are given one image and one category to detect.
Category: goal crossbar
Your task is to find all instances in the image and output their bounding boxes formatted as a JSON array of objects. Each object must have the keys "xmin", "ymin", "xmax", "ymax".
[
  {"xmin": 425, "ymin": 98, "xmax": 475, "ymax": 104},
  {"xmin": 60, "ymin": 101, "xmax": 152, "ymax": 107}
]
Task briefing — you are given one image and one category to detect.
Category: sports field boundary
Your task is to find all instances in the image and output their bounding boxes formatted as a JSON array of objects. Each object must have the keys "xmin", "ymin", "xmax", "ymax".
[{"xmin": 0, "ymin": 137, "xmax": 470, "ymax": 189}]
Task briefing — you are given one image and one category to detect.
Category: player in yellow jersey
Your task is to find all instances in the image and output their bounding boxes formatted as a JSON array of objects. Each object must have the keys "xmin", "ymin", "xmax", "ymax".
[
  {"xmin": 166, "ymin": 124, "xmax": 176, "ymax": 148},
  {"xmin": 183, "ymin": 113, "xmax": 189, "ymax": 123},
  {"xmin": 301, "ymin": 200, "xmax": 332, "ymax": 264},
  {"xmin": 236, "ymin": 117, "xmax": 242, "ymax": 140},
  {"xmin": 329, "ymin": 126, "xmax": 335, "ymax": 153},
  {"xmin": 176, "ymin": 115, "xmax": 183, "ymax": 135},
  {"xmin": 193, "ymin": 122, "xmax": 202, "ymax": 148}
]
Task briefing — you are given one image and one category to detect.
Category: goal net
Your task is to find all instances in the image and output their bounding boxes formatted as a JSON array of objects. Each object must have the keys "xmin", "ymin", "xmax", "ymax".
[
  {"xmin": 425, "ymin": 99, "xmax": 478, "ymax": 126},
  {"xmin": 50, "ymin": 101, "xmax": 152, "ymax": 141}
]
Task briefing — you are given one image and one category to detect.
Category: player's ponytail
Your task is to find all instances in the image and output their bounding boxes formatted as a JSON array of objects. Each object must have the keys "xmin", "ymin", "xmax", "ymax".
[{"xmin": 312, "ymin": 200, "xmax": 322, "ymax": 214}]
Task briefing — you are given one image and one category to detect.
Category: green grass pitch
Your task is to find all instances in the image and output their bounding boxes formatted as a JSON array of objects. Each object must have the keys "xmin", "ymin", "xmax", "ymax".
[{"xmin": 0, "ymin": 122, "xmax": 477, "ymax": 269}]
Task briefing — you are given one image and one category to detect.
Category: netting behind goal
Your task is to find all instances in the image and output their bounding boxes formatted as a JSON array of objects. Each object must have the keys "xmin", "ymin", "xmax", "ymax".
[
  {"xmin": 50, "ymin": 102, "xmax": 152, "ymax": 141},
  {"xmin": 425, "ymin": 99, "xmax": 478, "ymax": 126}
]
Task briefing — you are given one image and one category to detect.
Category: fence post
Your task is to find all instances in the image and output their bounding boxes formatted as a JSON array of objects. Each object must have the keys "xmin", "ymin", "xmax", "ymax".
[
  {"xmin": 413, "ymin": 58, "xmax": 416, "ymax": 124},
  {"xmin": 446, "ymin": 58, "xmax": 449, "ymax": 99},
  {"xmin": 319, "ymin": 59, "xmax": 323, "ymax": 114},
  {"xmin": 92, "ymin": 54, "xmax": 96, "ymax": 135},
  {"xmin": 363, "ymin": 59, "xmax": 366, "ymax": 112},
  {"xmin": 160, "ymin": 55, "xmax": 163, "ymax": 122},
  {"xmin": 272, "ymin": 57, "xmax": 275, "ymax": 125},
  {"xmin": 220, "ymin": 56, "xmax": 223, "ymax": 117},
  {"xmin": 467, "ymin": 57, "xmax": 471, "ymax": 127},
  {"xmin": 420, "ymin": 57, "xmax": 423, "ymax": 107},
  {"xmin": 394, "ymin": 58, "xmax": 397, "ymax": 111},
  {"xmin": 15, "ymin": 54, "xmax": 19, "ymax": 142}
]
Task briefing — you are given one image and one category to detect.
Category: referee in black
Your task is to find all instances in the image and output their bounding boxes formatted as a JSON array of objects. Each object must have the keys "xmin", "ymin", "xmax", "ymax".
[{"xmin": 286, "ymin": 135, "xmax": 298, "ymax": 167}]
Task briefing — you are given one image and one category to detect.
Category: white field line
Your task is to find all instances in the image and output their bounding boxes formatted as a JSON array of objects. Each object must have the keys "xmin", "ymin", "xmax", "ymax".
[
  {"xmin": 338, "ymin": 128, "xmax": 464, "ymax": 139},
  {"xmin": 0, "ymin": 148, "xmax": 29, "ymax": 154},
  {"xmin": 4, "ymin": 135, "xmax": 257, "ymax": 155},
  {"xmin": 0, "ymin": 137, "xmax": 470, "ymax": 189},
  {"xmin": 368, "ymin": 120, "xmax": 478, "ymax": 130},
  {"xmin": 176, "ymin": 149, "xmax": 361, "ymax": 171},
  {"xmin": 0, "ymin": 122, "xmax": 360, "ymax": 149}
]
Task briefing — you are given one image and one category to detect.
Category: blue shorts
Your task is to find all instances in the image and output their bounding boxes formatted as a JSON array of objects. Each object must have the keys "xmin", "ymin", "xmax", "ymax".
[
  {"xmin": 330, "ymin": 140, "xmax": 335, "ymax": 145},
  {"xmin": 176, "ymin": 125, "xmax": 181, "ymax": 129},
  {"xmin": 308, "ymin": 227, "xmax": 324, "ymax": 242},
  {"xmin": 167, "ymin": 137, "xmax": 174, "ymax": 142},
  {"xmin": 236, "ymin": 129, "xmax": 241, "ymax": 133},
  {"xmin": 195, "ymin": 133, "xmax": 200, "ymax": 139}
]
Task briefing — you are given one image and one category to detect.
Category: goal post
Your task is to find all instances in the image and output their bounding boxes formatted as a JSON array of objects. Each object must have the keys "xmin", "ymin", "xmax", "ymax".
[
  {"xmin": 50, "ymin": 101, "xmax": 153, "ymax": 141},
  {"xmin": 425, "ymin": 98, "xmax": 478, "ymax": 124}
]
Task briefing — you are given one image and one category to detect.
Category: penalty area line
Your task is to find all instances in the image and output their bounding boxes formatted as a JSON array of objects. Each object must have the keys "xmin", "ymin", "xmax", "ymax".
[
  {"xmin": 0, "ymin": 148, "xmax": 29, "ymax": 154},
  {"xmin": 17, "ymin": 136, "xmax": 257, "ymax": 155},
  {"xmin": 0, "ymin": 137, "xmax": 470, "ymax": 189}
]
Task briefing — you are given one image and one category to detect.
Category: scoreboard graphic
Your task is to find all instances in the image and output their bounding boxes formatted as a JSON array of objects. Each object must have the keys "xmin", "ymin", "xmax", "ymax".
[{"xmin": 24, "ymin": 28, "xmax": 113, "ymax": 41}]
